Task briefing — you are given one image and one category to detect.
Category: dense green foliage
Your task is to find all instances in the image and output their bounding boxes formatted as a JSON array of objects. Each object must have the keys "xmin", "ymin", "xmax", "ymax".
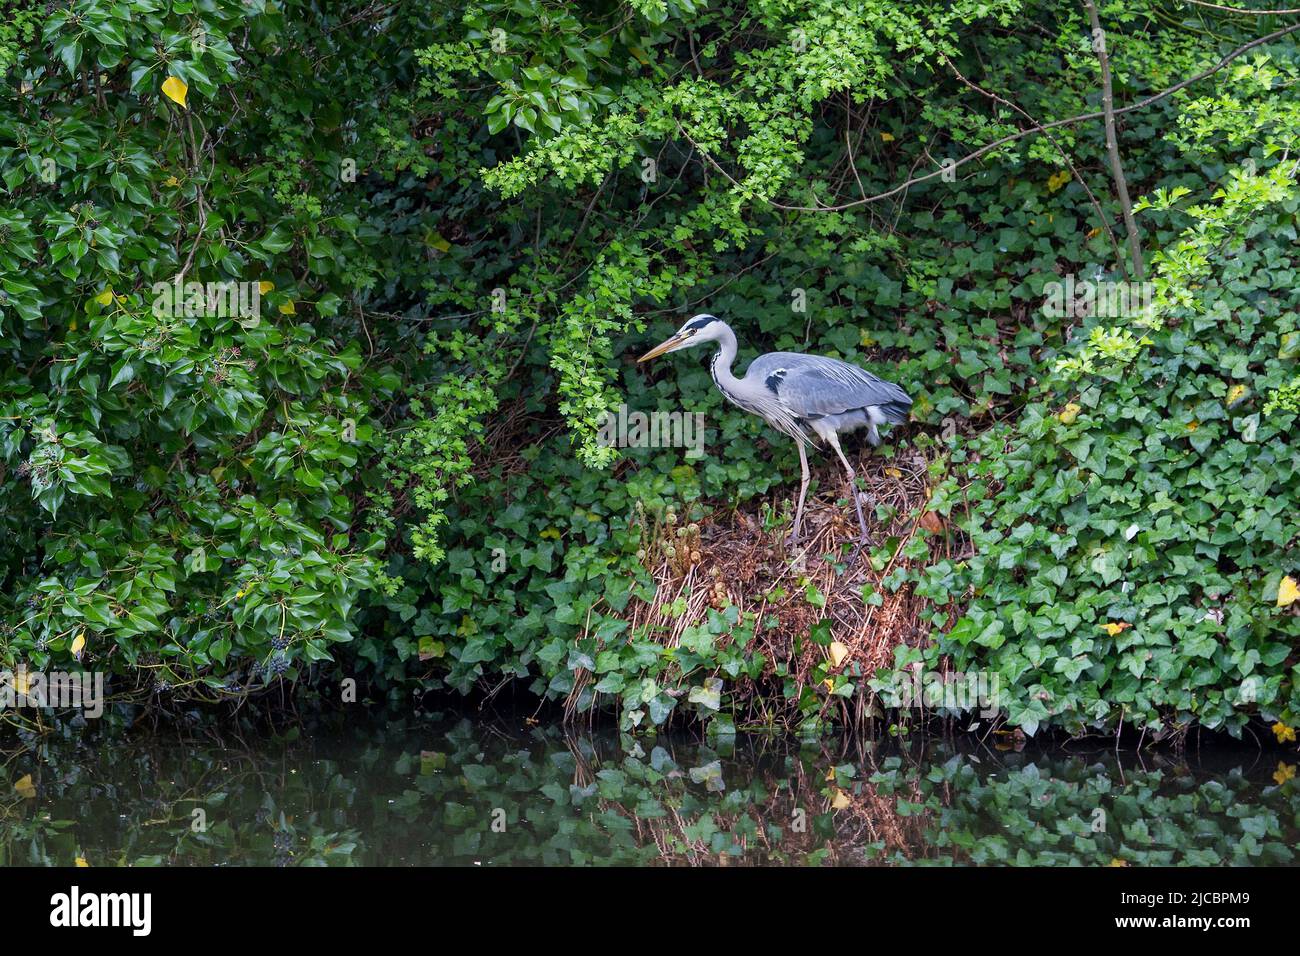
[{"xmin": 1, "ymin": 1, "xmax": 1298, "ymax": 738}]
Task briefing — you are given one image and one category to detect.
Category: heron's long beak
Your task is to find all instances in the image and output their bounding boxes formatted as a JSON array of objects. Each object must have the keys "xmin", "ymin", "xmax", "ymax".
[{"xmin": 638, "ymin": 333, "xmax": 688, "ymax": 363}]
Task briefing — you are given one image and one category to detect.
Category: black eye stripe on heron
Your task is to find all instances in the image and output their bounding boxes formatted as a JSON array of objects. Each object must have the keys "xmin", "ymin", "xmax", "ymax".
[{"xmin": 637, "ymin": 312, "xmax": 913, "ymax": 554}]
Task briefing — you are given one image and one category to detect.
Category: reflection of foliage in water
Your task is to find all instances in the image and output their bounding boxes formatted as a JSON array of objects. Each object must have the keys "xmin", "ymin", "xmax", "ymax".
[
  {"xmin": 1, "ymin": 719, "xmax": 1296, "ymax": 866},
  {"xmin": 868, "ymin": 755, "xmax": 1298, "ymax": 866}
]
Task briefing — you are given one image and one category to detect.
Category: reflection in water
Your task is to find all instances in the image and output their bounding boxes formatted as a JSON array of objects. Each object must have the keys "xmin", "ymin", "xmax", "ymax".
[{"xmin": 2, "ymin": 715, "xmax": 1297, "ymax": 866}]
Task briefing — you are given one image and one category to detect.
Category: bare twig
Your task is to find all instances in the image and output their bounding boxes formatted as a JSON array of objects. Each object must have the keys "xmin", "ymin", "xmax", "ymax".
[{"xmin": 1182, "ymin": 0, "xmax": 1300, "ymax": 13}]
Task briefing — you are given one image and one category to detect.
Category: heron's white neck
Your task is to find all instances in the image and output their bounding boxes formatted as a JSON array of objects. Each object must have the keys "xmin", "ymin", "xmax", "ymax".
[{"xmin": 708, "ymin": 322, "xmax": 742, "ymax": 395}]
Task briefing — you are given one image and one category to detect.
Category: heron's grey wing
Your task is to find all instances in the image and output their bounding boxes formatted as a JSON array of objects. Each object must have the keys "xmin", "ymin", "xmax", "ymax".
[{"xmin": 748, "ymin": 352, "xmax": 912, "ymax": 421}]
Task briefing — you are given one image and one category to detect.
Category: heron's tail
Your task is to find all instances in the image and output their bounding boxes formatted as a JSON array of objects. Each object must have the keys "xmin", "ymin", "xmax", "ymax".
[{"xmin": 876, "ymin": 399, "xmax": 912, "ymax": 424}]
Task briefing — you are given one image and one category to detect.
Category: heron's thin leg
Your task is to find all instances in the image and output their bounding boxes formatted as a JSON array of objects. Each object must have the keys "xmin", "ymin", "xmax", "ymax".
[
  {"xmin": 790, "ymin": 441, "xmax": 811, "ymax": 544},
  {"xmin": 827, "ymin": 432, "xmax": 870, "ymax": 545}
]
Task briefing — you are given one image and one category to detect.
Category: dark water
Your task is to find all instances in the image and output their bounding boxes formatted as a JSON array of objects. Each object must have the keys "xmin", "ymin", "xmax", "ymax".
[{"xmin": 3, "ymin": 714, "xmax": 1297, "ymax": 866}]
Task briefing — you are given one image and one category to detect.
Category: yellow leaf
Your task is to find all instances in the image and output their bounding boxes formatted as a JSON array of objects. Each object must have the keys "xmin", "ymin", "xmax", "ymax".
[
  {"xmin": 1108, "ymin": 857, "xmax": 1129, "ymax": 867},
  {"xmin": 161, "ymin": 75, "xmax": 188, "ymax": 108},
  {"xmin": 829, "ymin": 641, "xmax": 849, "ymax": 668},
  {"xmin": 1277, "ymin": 575, "xmax": 1299, "ymax": 608},
  {"xmin": 831, "ymin": 788, "xmax": 851, "ymax": 809},
  {"xmin": 1274, "ymin": 722, "xmax": 1297, "ymax": 744},
  {"xmin": 1047, "ymin": 170, "xmax": 1070, "ymax": 192},
  {"xmin": 1086, "ymin": 227, "xmax": 1100, "ymax": 239},
  {"xmin": 628, "ymin": 46, "xmax": 650, "ymax": 65},
  {"xmin": 1226, "ymin": 383, "xmax": 1249, "ymax": 407},
  {"xmin": 75, "ymin": 856, "xmax": 90, "ymax": 867},
  {"xmin": 257, "ymin": 280, "xmax": 275, "ymax": 294},
  {"xmin": 1101, "ymin": 622, "xmax": 1131, "ymax": 636},
  {"xmin": 425, "ymin": 230, "xmax": 452, "ymax": 252},
  {"xmin": 1058, "ymin": 402, "xmax": 1081, "ymax": 425},
  {"xmin": 94, "ymin": 289, "xmax": 114, "ymax": 306},
  {"xmin": 278, "ymin": 301, "xmax": 296, "ymax": 315},
  {"xmin": 13, "ymin": 670, "xmax": 30, "ymax": 695},
  {"xmin": 69, "ymin": 319, "xmax": 77, "ymax": 331},
  {"xmin": 880, "ymin": 132, "xmax": 895, "ymax": 142},
  {"xmin": 1274, "ymin": 762, "xmax": 1295, "ymax": 785},
  {"xmin": 884, "ymin": 467, "xmax": 902, "ymax": 479},
  {"xmin": 539, "ymin": 527, "xmax": 561, "ymax": 540},
  {"xmin": 14, "ymin": 774, "xmax": 36, "ymax": 799},
  {"xmin": 1186, "ymin": 420, "xmax": 1199, "ymax": 432},
  {"xmin": 70, "ymin": 631, "xmax": 86, "ymax": 660},
  {"xmin": 165, "ymin": 175, "xmax": 180, "ymax": 187}
]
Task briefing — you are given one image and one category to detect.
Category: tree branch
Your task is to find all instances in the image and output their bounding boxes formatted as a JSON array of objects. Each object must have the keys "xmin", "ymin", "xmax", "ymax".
[
  {"xmin": 942, "ymin": 54, "xmax": 1128, "ymax": 277},
  {"xmin": 1084, "ymin": 0, "xmax": 1145, "ymax": 280},
  {"xmin": 681, "ymin": 21, "xmax": 1300, "ymax": 215}
]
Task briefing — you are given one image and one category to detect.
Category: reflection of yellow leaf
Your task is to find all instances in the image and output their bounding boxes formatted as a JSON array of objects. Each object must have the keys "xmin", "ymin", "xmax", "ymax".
[
  {"xmin": 75, "ymin": 856, "xmax": 89, "ymax": 867},
  {"xmin": 1273, "ymin": 722, "xmax": 1297, "ymax": 744},
  {"xmin": 161, "ymin": 75, "xmax": 188, "ymax": 108},
  {"xmin": 420, "ymin": 750, "xmax": 446, "ymax": 774},
  {"xmin": 70, "ymin": 631, "xmax": 86, "ymax": 660},
  {"xmin": 1274, "ymin": 762, "xmax": 1295, "ymax": 785},
  {"xmin": 829, "ymin": 641, "xmax": 849, "ymax": 668},
  {"xmin": 831, "ymin": 788, "xmax": 851, "ymax": 809},
  {"xmin": 1108, "ymin": 857, "xmax": 1129, "ymax": 867},
  {"xmin": 1277, "ymin": 575, "xmax": 1299, "ymax": 608},
  {"xmin": 1058, "ymin": 403, "xmax": 1081, "ymax": 425},
  {"xmin": 14, "ymin": 774, "xmax": 36, "ymax": 799},
  {"xmin": 1101, "ymin": 622, "xmax": 1132, "ymax": 637}
]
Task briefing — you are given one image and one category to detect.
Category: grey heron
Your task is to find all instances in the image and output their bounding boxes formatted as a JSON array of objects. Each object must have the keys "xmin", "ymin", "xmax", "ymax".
[{"xmin": 638, "ymin": 313, "xmax": 912, "ymax": 547}]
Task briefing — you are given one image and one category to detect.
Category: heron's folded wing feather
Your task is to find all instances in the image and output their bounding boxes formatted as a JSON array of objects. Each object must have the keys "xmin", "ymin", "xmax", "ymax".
[{"xmin": 750, "ymin": 353, "xmax": 911, "ymax": 418}]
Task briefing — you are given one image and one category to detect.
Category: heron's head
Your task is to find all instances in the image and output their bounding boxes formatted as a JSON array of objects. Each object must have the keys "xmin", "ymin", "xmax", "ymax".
[{"xmin": 638, "ymin": 314, "xmax": 726, "ymax": 363}]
